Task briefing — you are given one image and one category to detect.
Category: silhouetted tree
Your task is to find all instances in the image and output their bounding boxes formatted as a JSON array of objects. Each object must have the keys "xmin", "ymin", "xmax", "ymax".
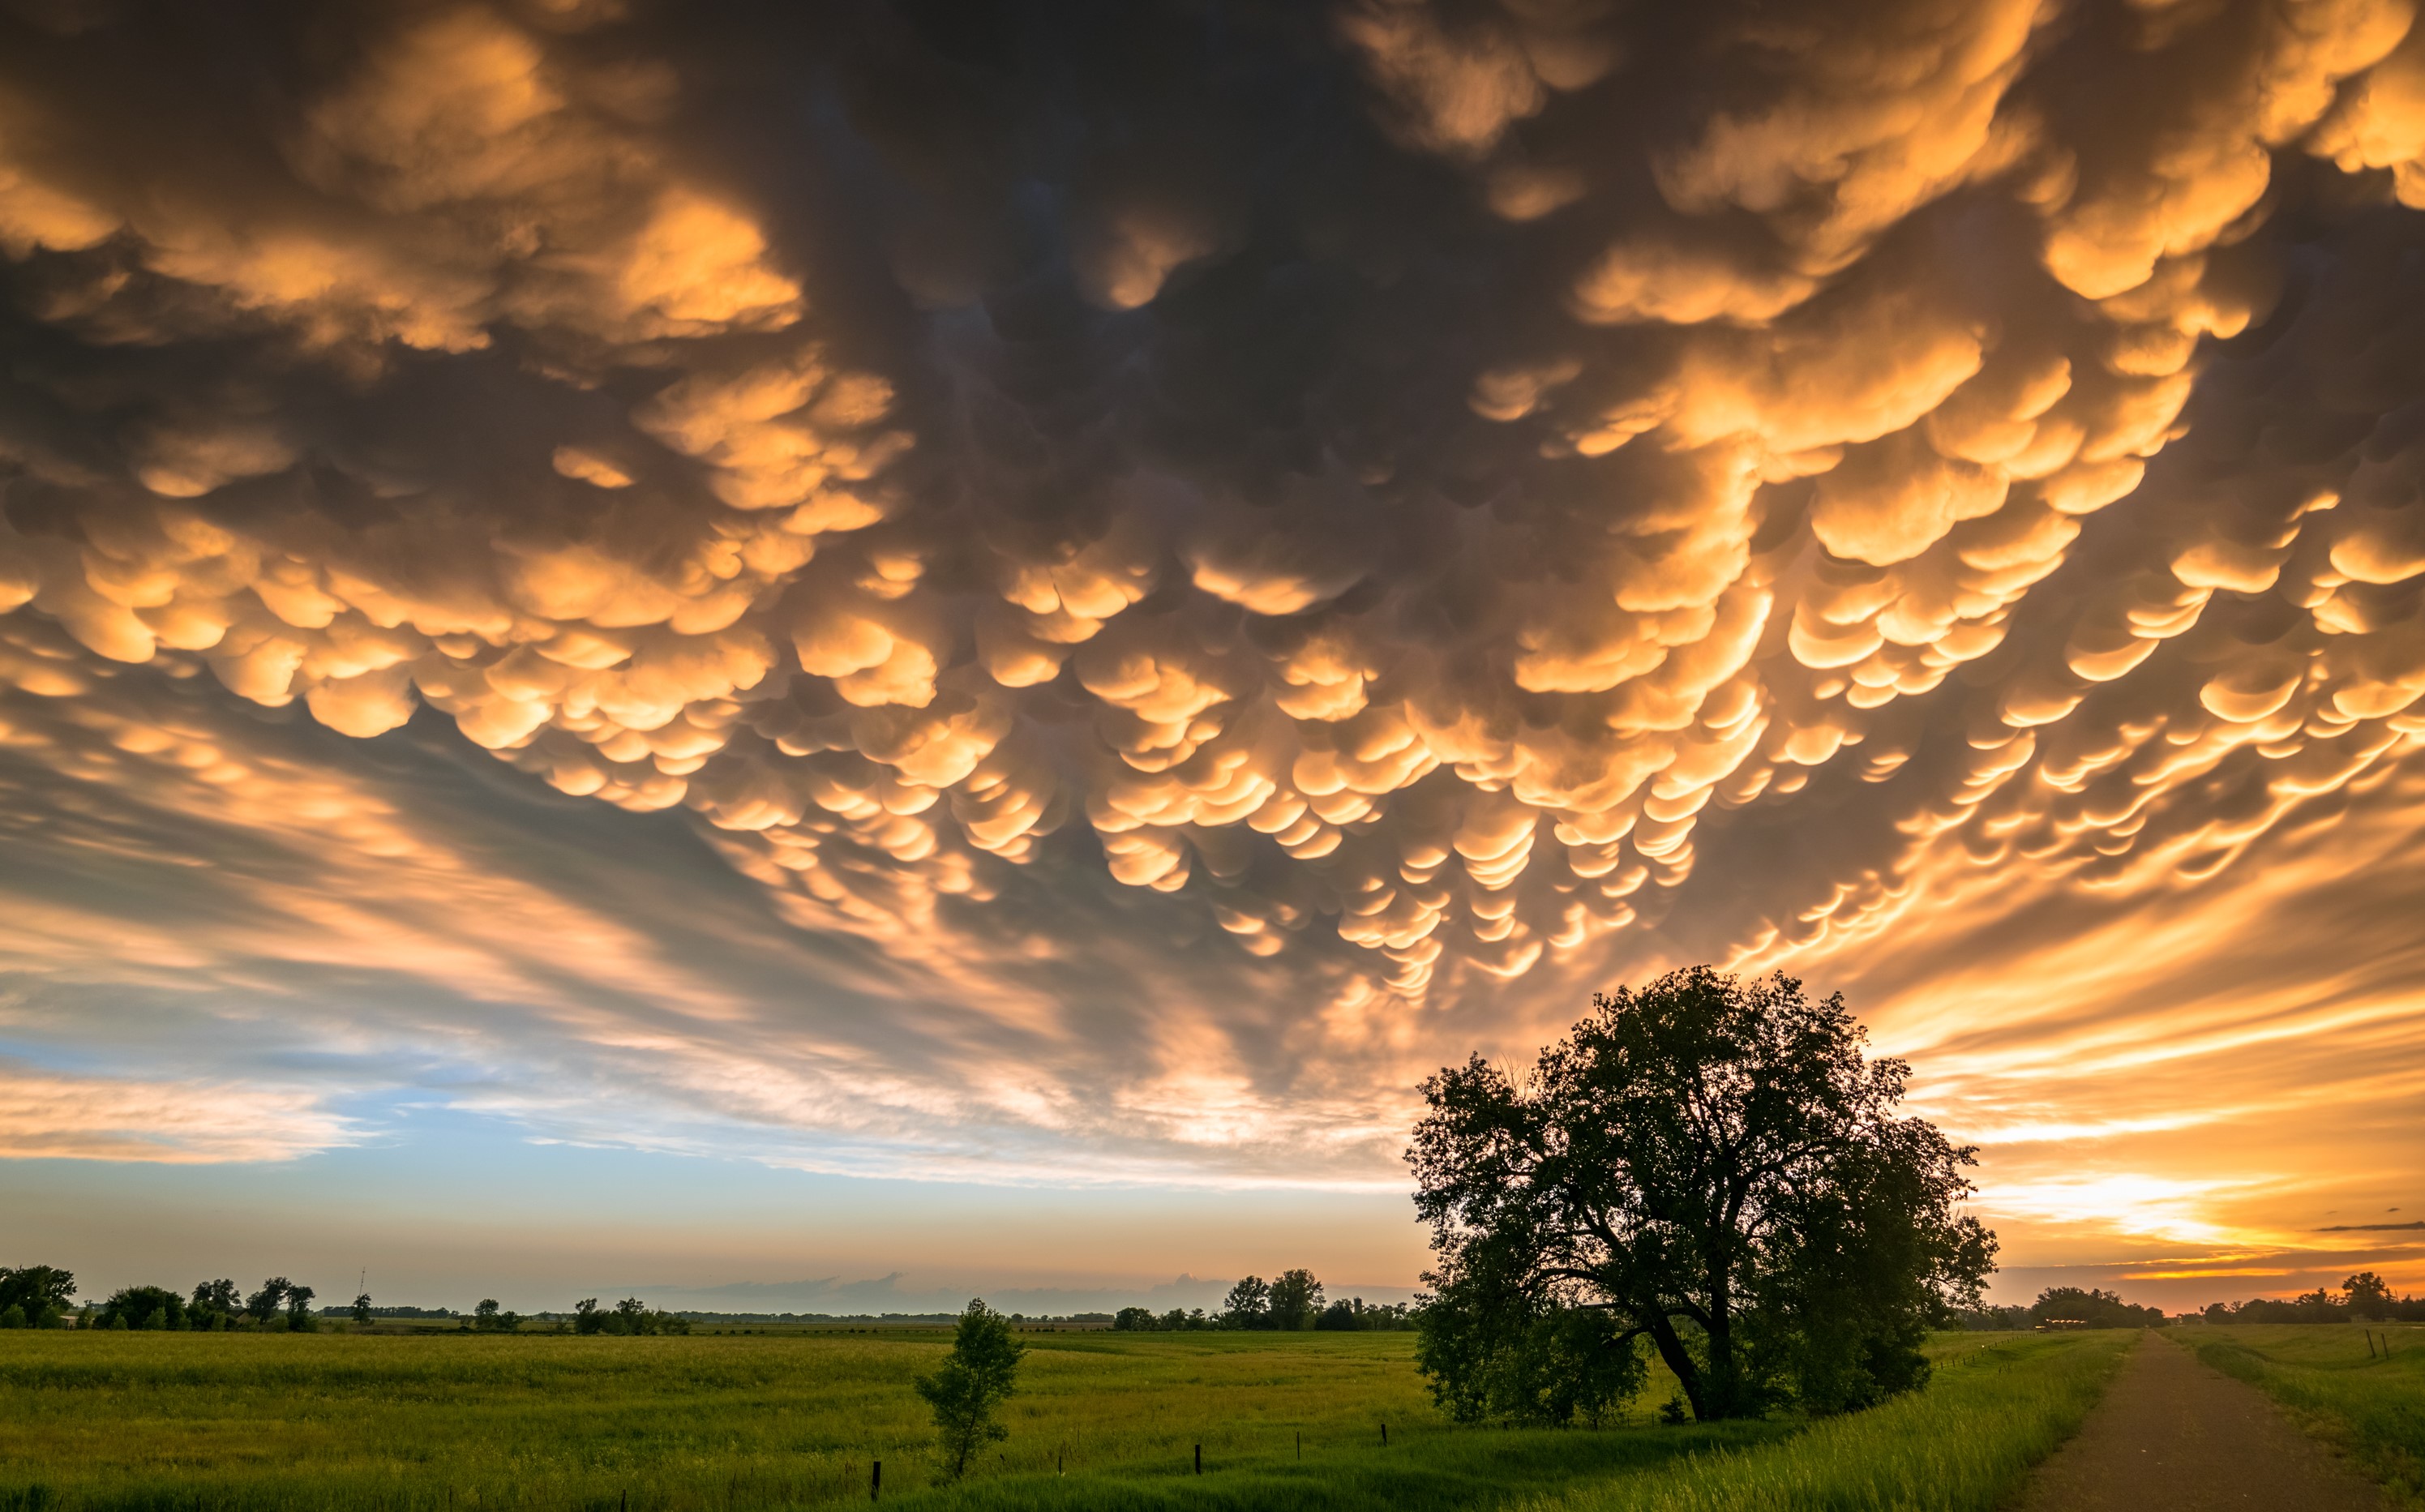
[
  {"xmin": 2345, "ymin": 1272, "xmax": 2393, "ymax": 1320},
  {"xmin": 191, "ymin": 1279, "xmax": 239, "ymax": 1331},
  {"xmin": 0, "ymin": 1266, "xmax": 75, "ymax": 1329},
  {"xmin": 1221, "ymin": 1276, "xmax": 1270, "ymax": 1329},
  {"xmin": 915, "ymin": 1299, "xmax": 1025, "ymax": 1480},
  {"xmin": 473, "ymin": 1298, "xmax": 523, "ymax": 1333},
  {"xmin": 98, "ymin": 1285, "xmax": 186, "ymax": 1330},
  {"xmin": 351, "ymin": 1291, "xmax": 374, "ymax": 1326},
  {"xmin": 1316, "ymin": 1297, "xmax": 1416, "ymax": 1331},
  {"xmin": 572, "ymin": 1297, "xmax": 606, "ymax": 1334},
  {"xmin": 1269, "ymin": 1269, "xmax": 1324, "ymax": 1331},
  {"xmin": 1410, "ymin": 969, "xmax": 1995, "ymax": 1423},
  {"xmin": 246, "ymin": 1279, "xmax": 292, "ymax": 1325},
  {"xmin": 2029, "ymin": 1287, "xmax": 2163, "ymax": 1329},
  {"xmin": 1112, "ymin": 1306, "xmax": 1155, "ymax": 1331},
  {"xmin": 284, "ymin": 1284, "xmax": 317, "ymax": 1332}
]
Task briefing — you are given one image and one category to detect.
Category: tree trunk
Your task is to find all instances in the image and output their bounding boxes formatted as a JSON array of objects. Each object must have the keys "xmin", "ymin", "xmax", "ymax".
[{"xmin": 1642, "ymin": 1312, "xmax": 1712, "ymax": 1420}]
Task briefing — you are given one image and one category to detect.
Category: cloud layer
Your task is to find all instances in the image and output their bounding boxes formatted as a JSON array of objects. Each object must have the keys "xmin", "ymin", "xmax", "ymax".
[{"xmin": 3, "ymin": 0, "xmax": 2424, "ymax": 1266}]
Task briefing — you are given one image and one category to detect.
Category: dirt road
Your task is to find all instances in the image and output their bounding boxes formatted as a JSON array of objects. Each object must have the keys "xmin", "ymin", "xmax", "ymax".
[{"xmin": 2012, "ymin": 1334, "xmax": 2386, "ymax": 1510}]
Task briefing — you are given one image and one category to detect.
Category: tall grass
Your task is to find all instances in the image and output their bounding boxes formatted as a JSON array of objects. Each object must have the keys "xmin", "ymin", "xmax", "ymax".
[
  {"xmin": 0, "ymin": 1328, "xmax": 2127, "ymax": 1512},
  {"xmin": 1519, "ymin": 1331, "xmax": 2135, "ymax": 1512},
  {"xmin": 2187, "ymin": 1323, "xmax": 2425, "ymax": 1505}
]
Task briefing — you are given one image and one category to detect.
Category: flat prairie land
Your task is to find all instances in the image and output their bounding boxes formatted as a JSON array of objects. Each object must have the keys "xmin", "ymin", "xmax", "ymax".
[
  {"xmin": 0, "ymin": 1327, "xmax": 2127, "ymax": 1512},
  {"xmin": 2186, "ymin": 1324, "xmax": 2425, "ymax": 1505}
]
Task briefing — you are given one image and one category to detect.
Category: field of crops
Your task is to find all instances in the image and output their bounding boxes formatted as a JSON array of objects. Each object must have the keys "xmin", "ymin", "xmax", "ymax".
[
  {"xmin": 0, "ymin": 1327, "xmax": 2131, "ymax": 1512},
  {"xmin": 2186, "ymin": 1323, "xmax": 2425, "ymax": 1505}
]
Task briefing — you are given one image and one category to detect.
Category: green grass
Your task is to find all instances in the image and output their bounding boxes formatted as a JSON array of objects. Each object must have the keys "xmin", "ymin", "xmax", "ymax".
[
  {"xmin": 0, "ymin": 1327, "xmax": 2127, "ymax": 1511},
  {"xmin": 2186, "ymin": 1323, "xmax": 2425, "ymax": 1506},
  {"xmin": 1513, "ymin": 1331, "xmax": 2134, "ymax": 1512}
]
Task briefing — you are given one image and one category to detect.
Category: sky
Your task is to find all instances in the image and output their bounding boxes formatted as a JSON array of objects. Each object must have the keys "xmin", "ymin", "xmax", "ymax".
[{"xmin": 2, "ymin": 0, "xmax": 2423, "ymax": 1317}]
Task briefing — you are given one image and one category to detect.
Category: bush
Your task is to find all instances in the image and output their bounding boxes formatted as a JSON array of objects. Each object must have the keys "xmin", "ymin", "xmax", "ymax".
[
  {"xmin": 96, "ymin": 1286, "xmax": 186, "ymax": 1331},
  {"xmin": 0, "ymin": 1304, "xmax": 24, "ymax": 1330}
]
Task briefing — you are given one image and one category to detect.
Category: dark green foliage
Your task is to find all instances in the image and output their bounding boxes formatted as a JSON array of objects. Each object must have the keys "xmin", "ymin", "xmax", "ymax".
[
  {"xmin": 97, "ymin": 1285, "xmax": 186, "ymax": 1330},
  {"xmin": 349, "ymin": 1291, "xmax": 373, "ymax": 1326},
  {"xmin": 2030, "ymin": 1287, "xmax": 2165, "ymax": 1329},
  {"xmin": 0, "ymin": 1305, "xmax": 24, "ymax": 1330},
  {"xmin": 284, "ymin": 1284, "xmax": 317, "ymax": 1332},
  {"xmin": 914, "ymin": 1298, "xmax": 1025, "ymax": 1480},
  {"xmin": 0, "ymin": 1266, "xmax": 75, "ymax": 1327},
  {"xmin": 1268, "ymin": 1269, "xmax": 1324, "ymax": 1331},
  {"xmin": 1408, "ymin": 968, "xmax": 1996, "ymax": 1424},
  {"xmin": 1221, "ymin": 1276, "xmax": 1270, "ymax": 1329},
  {"xmin": 1317, "ymin": 1298, "xmax": 1416, "ymax": 1331},
  {"xmin": 1951, "ymin": 1304, "xmax": 2034, "ymax": 1330},
  {"xmin": 1416, "ymin": 1275, "xmax": 1646, "ymax": 1426},
  {"xmin": 190, "ymin": 1278, "xmax": 239, "ymax": 1330},
  {"xmin": 572, "ymin": 1296, "xmax": 689, "ymax": 1335},
  {"xmin": 1111, "ymin": 1306, "xmax": 1155, "ymax": 1331},
  {"xmin": 246, "ymin": 1278, "xmax": 293, "ymax": 1324}
]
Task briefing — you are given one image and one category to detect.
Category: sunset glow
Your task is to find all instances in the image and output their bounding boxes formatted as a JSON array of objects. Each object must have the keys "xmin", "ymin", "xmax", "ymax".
[{"xmin": 3, "ymin": 0, "xmax": 2422, "ymax": 1309}]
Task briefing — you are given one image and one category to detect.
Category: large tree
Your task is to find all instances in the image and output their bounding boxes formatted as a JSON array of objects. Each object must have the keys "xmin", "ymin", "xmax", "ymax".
[
  {"xmin": 1268, "ymin": 1269, "xmax": 1325, "ymax": 1331},
  {"xmin": 1409, "ymin": 968, "xmax": 1995, "ymax": 1423}
]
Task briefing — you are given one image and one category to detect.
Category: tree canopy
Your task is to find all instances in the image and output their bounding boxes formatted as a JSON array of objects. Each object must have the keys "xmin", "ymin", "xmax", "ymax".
[
  {"xmin": 98, "ymin": 1285, "xmax": 186, "ymax": 1330},
  {"xmin": 1408, "ymin": 967, "xmax": 1996, "ymax": 1424},
  {"xmin": 915, "ymin": 1299, "xmax": 1024, "ymax": 1480},
  {"xmin": 2344, "ymin": 1271, "xmax": 2393, "ymax": 1319},
  {"xmin": 0, "ymin": 1266, "xmax": 75, "ymax": 1326},
  {"xmin": 2029, "ymin": 1287, "xmax": 2164, "ymax": 1329}
]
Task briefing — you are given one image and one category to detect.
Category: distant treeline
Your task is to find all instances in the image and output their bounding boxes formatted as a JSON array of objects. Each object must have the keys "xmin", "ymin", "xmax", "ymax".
[
  {"xmin": 1951, "ymin": 1274, "xmax": 2423, "ymax": 1330},
  {"xmin": 1, "ymin": 1266, "xmax": 1127, "ymax": 1334},
  {"xmin": 1955, "ymin": 1287, "xmax": 2169, "ymax": 1330},
  {"xmin": 1112, "ymin": 1270, "xmax": 1415, "ymax": 1332},
  {"xmin": 2195, "ymin": 1272, "xmax": 2425, "ymax": 1324},
  {"xmin": 0, "ymin": 1270, "xmax": 327, "ymax": 1332},
  {"xmin": 0, "ymin": 1267, "xmax": 688, "ymax": 1335}
]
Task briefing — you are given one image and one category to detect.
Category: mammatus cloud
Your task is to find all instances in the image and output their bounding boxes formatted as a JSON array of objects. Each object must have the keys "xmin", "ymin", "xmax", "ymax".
[{"xmin": 2, "ymin": 0, "xmax": 2423, "ymax": 1266}]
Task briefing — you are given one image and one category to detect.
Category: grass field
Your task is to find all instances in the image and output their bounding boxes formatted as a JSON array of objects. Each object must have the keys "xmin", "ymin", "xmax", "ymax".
[
  {"xmin": 0, "ymin": 1327, "xmax": 2130, "ymax": 1511},
  {"xmin": 2186, "ymin": 1323, "xmax": 2425, "ymax": 1506}
]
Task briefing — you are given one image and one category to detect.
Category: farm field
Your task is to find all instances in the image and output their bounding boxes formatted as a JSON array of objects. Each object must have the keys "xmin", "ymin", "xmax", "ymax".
[
  {"xmin": 2186, "ymin": 1323, "xmax": 2425, "ymax": 1505},
  {"xmin": 0, "ymin": 1327, "xmax": 2127, "ymax": 1512}
]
